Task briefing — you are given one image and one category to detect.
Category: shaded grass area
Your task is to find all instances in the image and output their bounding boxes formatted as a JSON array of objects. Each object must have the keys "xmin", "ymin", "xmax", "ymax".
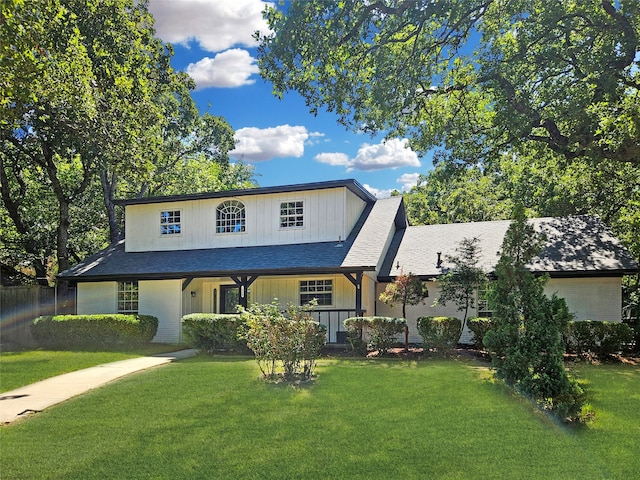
[
  {"xmin": 0, "ymin": 344, "xmax": 181, "ymax": 392},
  {"xmin": 1, "ymin": 356, "xmax": 639, "ymax": 479}
]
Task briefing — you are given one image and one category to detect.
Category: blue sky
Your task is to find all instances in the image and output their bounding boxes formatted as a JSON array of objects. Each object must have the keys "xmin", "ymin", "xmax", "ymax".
[{"xmin": 148, "ymin": 0, "xmax": 431, "ymax": 198}]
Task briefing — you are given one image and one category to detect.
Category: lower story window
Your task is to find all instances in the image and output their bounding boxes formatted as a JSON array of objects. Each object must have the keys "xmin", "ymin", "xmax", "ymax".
[
  {"xmin": 118, "ymin": 281, "xmax": 139, "ymax": 314},
  {"xmin": 477, "ymin": 285, "xmax": 493, "ymax": 317},
  {"xmin": 300, "ymin": 279, "xmax": 333, "ymax": 306}
]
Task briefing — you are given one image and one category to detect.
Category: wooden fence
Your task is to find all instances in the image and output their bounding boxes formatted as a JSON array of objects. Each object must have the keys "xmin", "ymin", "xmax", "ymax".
[{"xmin": 1, "ymin": 285, "xmax": 55, "ymax": 348}]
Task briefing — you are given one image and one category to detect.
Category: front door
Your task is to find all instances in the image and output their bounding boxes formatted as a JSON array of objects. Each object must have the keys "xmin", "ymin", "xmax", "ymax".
[{"xmin": 220, "ymin": 285, "xmax": 240, "ymax": 313}]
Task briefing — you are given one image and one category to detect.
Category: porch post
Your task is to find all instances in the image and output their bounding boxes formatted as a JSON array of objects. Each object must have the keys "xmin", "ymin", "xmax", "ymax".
[
  {"xmin": 230, "ymin": 275, "xmax": 258, "ymax": 309},
  {"xmin": 343, "ymin": 271, "xmax": 363, "ymax": 315}
]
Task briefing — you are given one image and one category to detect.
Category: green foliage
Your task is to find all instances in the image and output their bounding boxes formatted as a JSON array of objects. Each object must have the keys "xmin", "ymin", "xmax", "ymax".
[
  {"xmin": 564, "ymin": 320, "xmax": 634, "ymax": 357},
  {"xmin": 378, "ymin": 272, "xmax": 429, "ymax": 318},
  {"xmin": 239, "ymin": 302, "xmax": 326, "ymax": 380},
  {"xmin": 258, "ymin": 1, "xmax": 640, "ymax": 167},
  {"xmin": 436, "ymin": 237, "xmax": 487, "ymax": 328},
  {"xmin": 467, "ymin": 317, "xmax": 494, "ymax": 350},
  {"xmin": 417, "ymin": 316, "xmax": 462, "ymax": 355},
  {"xmin": 344, "ymin": 316, "xmax": 406, "ymax": 356},
  {"xmin": 483, "ymin": 206, "xmax": 585, "ymax": 422},
  {"xmin": 31, "ymin": 314, "xmax": 158, "ymax": 348},
  {"xmin": 343, "ymin": 316, "xmax": 367, "ymax": 355},
  {"xmin": 1, "ymin": 0, "xmax": 256, "ymax": 282},
  {"xmin": 181, "ymin": 313, "xmax": 246, "ymax": 353}
]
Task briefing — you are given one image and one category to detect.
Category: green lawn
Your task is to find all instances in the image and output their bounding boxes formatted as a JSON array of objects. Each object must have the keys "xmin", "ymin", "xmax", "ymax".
[
  {"xmin": 0, "ymin": 345, "xmax": 180, "ymax": 392},
  {"xmin": 1, "ymin": 355, "xmax": 638, "ymax": 479}
]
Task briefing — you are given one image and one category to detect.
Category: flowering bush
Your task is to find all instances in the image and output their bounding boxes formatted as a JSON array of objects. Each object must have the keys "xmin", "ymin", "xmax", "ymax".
[{"xmin": 240, "ymin": 301, "xmax": 326, "ymax": 380}]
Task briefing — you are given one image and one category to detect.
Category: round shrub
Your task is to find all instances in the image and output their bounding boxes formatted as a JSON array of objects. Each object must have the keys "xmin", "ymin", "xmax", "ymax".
[
  {"xmin": 344, "ymin": 316, "xmax": 405, "ymax": 355},
  {"xmin": 417, "ymin": 316, "xmax": 462, "ymax": 355},
  {"xmin": 343, "ymin": 317, "xmax": 368, "ymax": 355},
  {"xmin": 181, "ymin": 313, "xmax": 246, "ymax": 353},
  {"xmin": 467, "ymin": 316, "xmax": 493, "ymax": 350}
]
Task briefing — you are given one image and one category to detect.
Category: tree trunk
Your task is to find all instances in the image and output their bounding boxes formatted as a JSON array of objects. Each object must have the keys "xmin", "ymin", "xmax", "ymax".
[{"xmin": 100, "ymin": 169, "xmax": 121, "ymax": 243}]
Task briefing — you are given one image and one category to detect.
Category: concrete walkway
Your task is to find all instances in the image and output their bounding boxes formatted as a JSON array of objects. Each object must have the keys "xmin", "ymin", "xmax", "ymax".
[{"xmin": 0, "ymin": 349, "xmax": 198, "ymax": 425}]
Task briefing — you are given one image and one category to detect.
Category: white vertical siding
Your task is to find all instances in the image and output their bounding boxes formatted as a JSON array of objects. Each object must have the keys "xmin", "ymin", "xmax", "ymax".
[
  {"xmin": 545, "ymin": 277, "xmax": 623, "ymax": 322},
  {"xmin": 139, "ymin": 280, "xmax": 183, "ymax": 344},
  {"xmin": 375, "ymin": 277, "xmax": 626, "ymax": 346},
  {"xmin": 125, "ymin": 187, "xmax": 367, "ymax": 252},
  {"xmin": 77, "ymin": 282, "xmax": 117, "ymax": 314}
]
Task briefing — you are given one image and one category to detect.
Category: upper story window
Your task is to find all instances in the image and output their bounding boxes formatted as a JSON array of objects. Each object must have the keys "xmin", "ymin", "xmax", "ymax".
[
  {"xmin": 160, "ymin": 210, "xmax": 181, "ymax": 235},
  {"xmin": 118, "ymin": 281, "xmax": 138, "ymax": 314},
  {"xmin": 216, "ymin": 200, "xmax": 246, "ymax": 233},
  {"xmin": 300, "ymin": 279, "xmax": 333, "ymax": 306},
  {"xmin": 280, "ymin": 201, "xmax": 304, "ymax": 228}
]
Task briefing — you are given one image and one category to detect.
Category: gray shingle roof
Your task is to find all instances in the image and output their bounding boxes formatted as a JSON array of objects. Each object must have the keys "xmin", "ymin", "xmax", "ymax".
[
  {"xmin": 59, "ymin": 197, "xmax": 403, "ymax": 281},
  {"xmin": 379, "ymin": 215, "xmax": 638, "ymax": 279},
  {"xmin": 59, "ymin": 238, "xmax": 367, "ymax": 280},
  {"xmin": 342, "ymin": 196, "xmax": 406, "ymax": 271}
]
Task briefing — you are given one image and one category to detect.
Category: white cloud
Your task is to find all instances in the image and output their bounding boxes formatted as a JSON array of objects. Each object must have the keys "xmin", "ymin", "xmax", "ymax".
[
  {"xmin": 230, "ymin": 125, "xmax": 321, "ymax": 162},
  {"xmin": 363, "ymin": 184, "xmax": 394, "ymax": 199},
  {"xmin": 148, "ymin": 0, "xmax": 272, "ymax": 52},
  {"xmin": 350, "ymin": 138, "xmax": 421, "ymax": 171},
  {"xmin": 314, "ymin": 152, "xmax": 350, "ymax": 166},
  {"xmin": 186, "ymin": 49, "xmax": 259, "ymax": 88},
  {"xmin": 396, "ymin": 172, "xmax": 420, "ymax": 191},
  {"xmin": 314, "ymin": 138, "xmax": 420, "ymax": 172}
]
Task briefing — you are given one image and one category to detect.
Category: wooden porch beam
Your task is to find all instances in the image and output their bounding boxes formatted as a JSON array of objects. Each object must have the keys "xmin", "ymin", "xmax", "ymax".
[{"xmin": 343, "ymin": 272, "xmax": 363, "ymax": 313}]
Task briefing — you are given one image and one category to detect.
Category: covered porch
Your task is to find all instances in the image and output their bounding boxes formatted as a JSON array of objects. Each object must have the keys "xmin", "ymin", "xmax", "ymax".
[{"xmin": 181, "ymin": 271, "xmax": 372, "ymax": 343}]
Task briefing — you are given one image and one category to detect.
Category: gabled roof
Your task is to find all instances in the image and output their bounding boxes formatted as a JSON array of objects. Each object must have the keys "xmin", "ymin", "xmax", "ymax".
[
  {"xmin": 115, "ymin": 178, "xmax": 376, "ymax": 206},
  {"xmin": 379, "ymin": 215, "xmax": 638, "ymax": 280}
]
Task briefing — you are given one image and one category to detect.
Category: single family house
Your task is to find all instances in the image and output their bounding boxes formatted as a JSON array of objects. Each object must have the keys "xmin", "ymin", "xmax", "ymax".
[{"xmin": 59, "ymin": 179, "xmax": 638, "ymax": 344}]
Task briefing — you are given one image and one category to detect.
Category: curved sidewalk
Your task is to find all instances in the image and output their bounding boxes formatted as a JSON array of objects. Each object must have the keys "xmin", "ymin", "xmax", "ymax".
[{"xmin": 0, "ymin": 349, "xmax": 198, "ymax": 425}]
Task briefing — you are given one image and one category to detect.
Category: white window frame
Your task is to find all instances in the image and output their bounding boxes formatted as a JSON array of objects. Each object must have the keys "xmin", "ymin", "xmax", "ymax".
[
  {"xmin": 300, "ymin": 279, "xmax": 333, "ymax": 307},
  {"xmin": 117, "ymin": 281, "xmax": 139, "ymax": 314},
  {"xmin": 279, "ymin": 200, "xmax": 304, "ymax": 229},
  {"xmin": 216, "ymin": 200, "xmax": 246, "ymax": 234},
  {"xmin": 476, "ymin": 284, "xmax": 493, "ymax": 317},
  {"xmin": 160, "ymin": 210, "xmax": 182, "ymax": 236}
]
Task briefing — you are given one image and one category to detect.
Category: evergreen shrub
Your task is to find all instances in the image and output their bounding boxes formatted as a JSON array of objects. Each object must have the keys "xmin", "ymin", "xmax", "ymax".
[
  {"xmin": 417, "ymin": 316, "xmax": 461, "ymax": 354},
  {"xmin": 564, "ymin": 320, "xmax": 634, "ymax": 357},
  {"xmin": 344, "ymin": 316, "xmax": 405, "ymax": 355},
  {"xmin": 181, "ymin": 313, "xmax": 246, "ymax": 353},
  {"xmin": 467, "ymin": 316, "xmax": 493, "ymax": 349},
  {"xmin": 31, "ymin": 314, "xmax": 158, "ymax": 348}
]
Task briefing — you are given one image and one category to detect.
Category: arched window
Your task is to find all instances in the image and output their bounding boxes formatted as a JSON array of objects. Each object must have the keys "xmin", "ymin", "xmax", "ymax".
[{"xmin": 216, "ymin": 200, "xmax": 246, "ymax": 233}]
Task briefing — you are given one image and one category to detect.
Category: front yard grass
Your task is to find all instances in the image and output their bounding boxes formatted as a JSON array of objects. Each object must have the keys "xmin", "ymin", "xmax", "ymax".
[
  {"xmin": 0, "ymin": 344, "xmax": 180, "ymax": 392},
  {"xmin": 1, "ymin": 355, "xmax": 638, "ymax": 479}
]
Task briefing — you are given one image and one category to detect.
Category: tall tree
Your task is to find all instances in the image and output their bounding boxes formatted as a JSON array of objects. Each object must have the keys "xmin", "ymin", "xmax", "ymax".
[
  {"xmin": 483, "ymin": 206, "xmax": 584, "ymax": 420},
  {"xmin": 258, "ymin": 1, "xmax": 640, "ymax": 166},
  {"xmin": 1, "ymin": 0, "xmax": 253, "ymax": 282}
]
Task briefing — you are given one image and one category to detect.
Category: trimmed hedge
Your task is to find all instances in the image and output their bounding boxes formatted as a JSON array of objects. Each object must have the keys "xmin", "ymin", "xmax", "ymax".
[
  {"xmin": 417, "ymin": 316, "xmax": 462, "ymax": 354},
  {"xmin": 181, "ymin": 313, "xmax": 247, "ymax": 353},
  {"xmin": 31, "ymin": 314, "xmax": 158, "ymax": 348},
  {"xmin": 344, "ymin": 316, "xmax": 405, "ymax": 355},
  {"xmin": 563, "ymin": 320, "xmax": 633, "ymax": 357},
  {"xmin": 467, "ymin": 316, "xmax": 493, "ymax": 350}
]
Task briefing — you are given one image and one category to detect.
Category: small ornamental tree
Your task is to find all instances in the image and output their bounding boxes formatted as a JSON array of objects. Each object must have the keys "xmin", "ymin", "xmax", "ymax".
[
  {"xmin": 436, "ymin": 237, "xmax": 487, "ymax": 336},
  {"xmin": 379, "ymin": 272, "xmax": 429, "ymax": 351},
  {"xmin": 483, "ymin": 206, "xmax": 585, "ymax": 421}
]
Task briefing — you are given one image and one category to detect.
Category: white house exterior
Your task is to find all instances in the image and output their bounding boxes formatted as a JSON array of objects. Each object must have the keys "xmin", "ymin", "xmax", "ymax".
[{"xmin": 59, "ymin": 179, "xmax": 638, "ymax": 344}]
